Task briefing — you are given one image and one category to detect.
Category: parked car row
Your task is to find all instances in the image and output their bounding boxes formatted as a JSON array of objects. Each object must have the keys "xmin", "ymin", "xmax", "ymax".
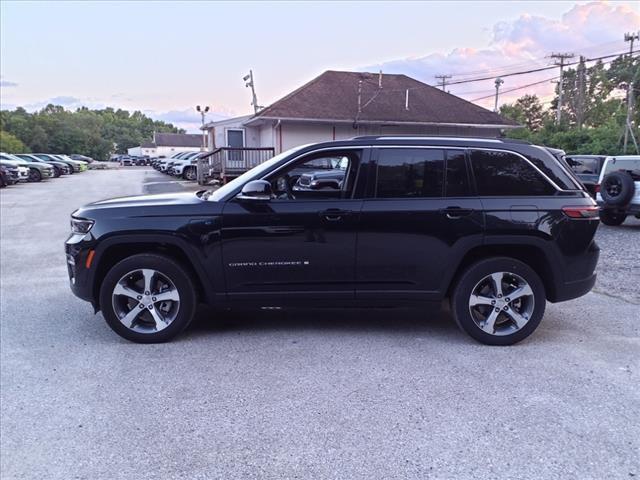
[
  {"xmin": 151, "ymin": 151, "xmax": 205, "ymax": 181},
  {"xmin": 113, "ymin": 154, "xmax": 151, "ymax": 166},
  {"xmin": 567, "ymin": 154, "xmax": 640, "ymax": 226},
  {"xmin": 0, "ymin": 152, "xmax": 91, "ymax": 188}
]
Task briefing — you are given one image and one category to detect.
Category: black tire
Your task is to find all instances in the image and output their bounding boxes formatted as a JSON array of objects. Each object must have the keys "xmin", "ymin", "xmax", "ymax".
[
  {"xmin": 182, "ymin": 166, "xmax": 197, "ymax": 181},
  {"xmin": 99, "ymin": 254, "xmax": 197, "ymax": 343},
  {"xmin": 600, "ymin": 171, "xmax": 635, "ymax": 206},
  {"xmin": 451, "ymin": 257, "xmax": 546, "ymax": 346},
  {"xmin": 52, "ymin": 166, "xmax": 61, "ymax": 177},
  {"xmin": 599, "ymin": 209, "xmax": 626, "ymax": 226},
  {"xmin": 28, "ymin": 168, "xmax": 42, "ymax": 182}
]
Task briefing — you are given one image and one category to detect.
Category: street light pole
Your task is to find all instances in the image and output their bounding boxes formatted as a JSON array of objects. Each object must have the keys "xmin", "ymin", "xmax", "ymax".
[{"xmin": 196, "ymin": 105, "xmax": 210, "ymax": 152}]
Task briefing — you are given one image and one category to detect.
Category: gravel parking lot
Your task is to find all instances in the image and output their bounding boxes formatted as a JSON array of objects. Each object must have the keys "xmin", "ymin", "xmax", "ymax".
[{"xmin": 1, "ymin": 168, "xmax": 639, "ymax": 480}]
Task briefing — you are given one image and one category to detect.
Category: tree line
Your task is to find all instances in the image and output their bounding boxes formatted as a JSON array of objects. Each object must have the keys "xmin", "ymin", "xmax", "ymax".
[
  {"xmin": 0, "ymin": 105, "xmax": 183, "ymax": 160},
  {"xmin": 499, "ymin": 54, "xmax": 640, "ymax": 155}
]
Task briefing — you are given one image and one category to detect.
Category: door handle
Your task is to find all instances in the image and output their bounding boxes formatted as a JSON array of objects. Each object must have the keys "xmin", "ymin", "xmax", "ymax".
[
  {"xmin": 441, "ymin": 207, "xmax": 473, "ymax": 219},
  {"xmin": 319, "ymin": 209, "xmax": 352, "ymax": 221}
]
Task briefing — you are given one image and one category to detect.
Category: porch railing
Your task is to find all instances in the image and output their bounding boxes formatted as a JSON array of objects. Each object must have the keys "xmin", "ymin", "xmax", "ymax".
[{"xmin": 197, "ymin": 147, "xmax": 275, "ymax": 185}]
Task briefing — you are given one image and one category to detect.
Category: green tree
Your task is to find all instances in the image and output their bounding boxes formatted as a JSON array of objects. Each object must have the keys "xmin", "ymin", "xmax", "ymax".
[
  {"xmin": 0, "ymin": 105, "xmax": 184, "ymax": 160},
  {"xmin": 500, "ymin": 94, "xmax": 547, "ymax": 131},
  {"xmin": 0, "ymin": 130, "xmax": 29, "ymax": 153}
]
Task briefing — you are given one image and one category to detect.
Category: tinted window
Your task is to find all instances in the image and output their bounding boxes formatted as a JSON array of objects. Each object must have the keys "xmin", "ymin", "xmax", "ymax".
[
  {"xmin": 470, "ymin": 150, "xmax": 556, "ymax": 196},
  {"xmin": 445, "ymin": 150, "xmax": 471, "ymax": 197},
  {"xmin": 603, "ymin": 158, "xmax": 640, "ymax": 180},
  {"xmin": 376, "ymin": 148, "xmax": 444, "ymax": 198},
  {"xmin": 567, "ymin": 156, "xmax": 601, "ymax": 174}
]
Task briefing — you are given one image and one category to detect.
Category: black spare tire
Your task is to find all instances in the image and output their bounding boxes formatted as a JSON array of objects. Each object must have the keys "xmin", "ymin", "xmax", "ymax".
[{"xmin": 600, "ymin": 171, "xmax": 635, "ymax": 206}]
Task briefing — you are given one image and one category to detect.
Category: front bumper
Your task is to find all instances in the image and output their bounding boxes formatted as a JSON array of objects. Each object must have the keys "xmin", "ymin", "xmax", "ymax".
[{"xmin": 65, "ymin": 235, "xmax": 97, "ymax": 304}]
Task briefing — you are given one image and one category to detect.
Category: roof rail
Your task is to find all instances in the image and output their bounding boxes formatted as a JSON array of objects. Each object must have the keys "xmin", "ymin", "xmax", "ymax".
[{"xmin": 350, "ymin": 135, "xmax": 531, "ymax": 145}]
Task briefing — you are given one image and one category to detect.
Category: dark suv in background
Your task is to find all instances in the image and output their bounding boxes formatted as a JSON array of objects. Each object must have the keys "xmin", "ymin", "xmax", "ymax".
[{"xmin": 66, "ymin": 136, "xmax": 599, "ymax": 345}]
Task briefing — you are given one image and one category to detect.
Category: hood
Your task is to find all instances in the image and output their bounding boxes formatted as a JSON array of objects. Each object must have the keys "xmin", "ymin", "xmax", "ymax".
[{"xmin": 87, "ymin": 191, "xmax": 203, "ymax": 209}]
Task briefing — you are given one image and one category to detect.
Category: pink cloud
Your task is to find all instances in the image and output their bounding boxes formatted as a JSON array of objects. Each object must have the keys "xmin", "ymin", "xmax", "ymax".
[{"xmin": 363, "ymin": 2, "xmax": 640, "ymax": 108}]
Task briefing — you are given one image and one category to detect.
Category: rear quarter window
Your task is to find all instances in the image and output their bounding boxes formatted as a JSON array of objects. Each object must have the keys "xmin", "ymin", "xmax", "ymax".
[{"xmin": 470, "ymin": 150, "xmax": 556, "ymax": 196}]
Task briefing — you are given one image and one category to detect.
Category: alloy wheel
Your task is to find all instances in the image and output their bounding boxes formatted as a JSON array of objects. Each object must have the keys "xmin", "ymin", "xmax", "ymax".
[
  {"xmin": 468, "ymin": 271, "xmax": 535, "ymax": 336},
  {"xmin": 111, "ymin": 268, "xmax": 180, "ymax": 333},
  {"xmin": 184, "ymin": 167, "xmax": 197, "ymax": 181}
]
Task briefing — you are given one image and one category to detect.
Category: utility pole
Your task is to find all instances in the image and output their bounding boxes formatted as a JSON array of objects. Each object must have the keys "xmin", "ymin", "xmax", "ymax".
[
  {"xmin": 493, "ymin": 78, "xmax": 504, "ymax": 112},
  {"xmin": 623, "ymin": 32, "xmax": 639, "ymax": 153},
  {"xmin": 243, "ymin": 70, "xmax": 262, "ymax": 114},
  {"xmin": 550, "ymin": 52, "xmax": 575, "ymax": 124},
  {"xmin": 435, "ymin": 74, "xmax": 452, "ymax": 91},
  {"xmin": 576, "ymin": 56, "xmax": 587, "ymax": 128},
  {"xmin": 195, "ymin": 105, "xmax": 209, "ymax": 151},
  {"xmin": 623, "ymin": 67, "xmax": 639, "ymax": 154},
  {"xmin": 625, "ymin": 32, "xmax": 639, "ymax": 57}
]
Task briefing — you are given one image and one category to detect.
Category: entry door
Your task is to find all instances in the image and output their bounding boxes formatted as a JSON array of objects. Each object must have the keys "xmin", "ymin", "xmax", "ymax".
[
  {"xmin": 221, "ymin": 149, "xmax": 366, "ymax": 304},
  {"xmin": 356, "ymin": 147, "xmax": 484, "ymax": 302},
  {"xmin": 227, "ymin": 129, "xmax": 244, "ymax": 163}
]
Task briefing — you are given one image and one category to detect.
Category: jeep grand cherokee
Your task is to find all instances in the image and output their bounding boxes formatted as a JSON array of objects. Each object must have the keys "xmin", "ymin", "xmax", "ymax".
[{"xmin": 66, "ymin": 136, "xmax": 599, "ymax": 345}]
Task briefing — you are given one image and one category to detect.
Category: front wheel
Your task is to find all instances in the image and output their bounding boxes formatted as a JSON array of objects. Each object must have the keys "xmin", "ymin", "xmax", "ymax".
[
  {"xmin": 99, "ymin": 254, "xmax": 197, "ymax": 343},
  {"xmin": 28, "ymin": 168, "xmax": 42, "ymax": 182},
  {"xmin": 599, "ymin": 209, "xmax": 626, "ymax": 226},
  {"xmin": 451, "ymin": 257, "xmax": 546, "ymax": 346},
  {"xmin": 183, "ymin": 166, "xmax": 197, "ymax": 181}
]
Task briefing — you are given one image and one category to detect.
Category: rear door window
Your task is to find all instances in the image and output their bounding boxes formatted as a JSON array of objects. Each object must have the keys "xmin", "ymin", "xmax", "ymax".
[
  {"xmin": 445, "ymin": 150, "xmax": 472, "ymax": 197},
  {"xmin": 376, "ymin": 148, "xmax": 444, "ymax": 198},
  {"xmin": 470, "ymin": 150, "xmax": 556, "ymax": 196}
]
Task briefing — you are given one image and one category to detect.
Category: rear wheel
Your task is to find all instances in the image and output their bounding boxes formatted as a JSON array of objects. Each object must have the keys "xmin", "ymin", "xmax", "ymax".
[
  {"xmin": 99, "ymin": 254, "xmax": 197, "ymax": 343},
  {"xmin": 599, "ymin": 209, "xmax": 626, "ymax": 226},
  {"xmin": 451, "ymin": 257, "xmax": 545, "ymax": 346},
  {"xmin": 28, "ymin": 168, "xmax": 42, "ymax": 182}
]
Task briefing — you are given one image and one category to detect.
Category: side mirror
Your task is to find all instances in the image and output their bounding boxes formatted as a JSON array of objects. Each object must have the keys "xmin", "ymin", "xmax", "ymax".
[{"xmin": 237, "ymin": 180, "xmax": 272, "ymax": 201}]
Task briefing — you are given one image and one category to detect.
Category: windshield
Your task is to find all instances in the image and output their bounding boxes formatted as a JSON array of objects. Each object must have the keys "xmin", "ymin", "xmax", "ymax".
[{"xmin": 206, "ymin": 145, "xmax": 309, "ymax": 201}]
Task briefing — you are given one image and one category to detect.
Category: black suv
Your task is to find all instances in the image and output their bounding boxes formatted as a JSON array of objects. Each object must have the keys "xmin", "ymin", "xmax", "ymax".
[{"xmin": 66, "ymin": 137, "xmax": 599, "ymax": 345}]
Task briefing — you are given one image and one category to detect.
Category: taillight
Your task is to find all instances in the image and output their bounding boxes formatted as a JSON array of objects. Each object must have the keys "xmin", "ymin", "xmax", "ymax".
[
  {"xmin": 594, "ymin": 184, "xmax": 601, "ymax": 193},
  {"xmin": 562, "ymin": 206, "xmax": 600, "ymax": 219}
]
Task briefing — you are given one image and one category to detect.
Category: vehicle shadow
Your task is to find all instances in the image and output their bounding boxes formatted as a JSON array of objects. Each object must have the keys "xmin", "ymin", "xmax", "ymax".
[{"xmin": 184, "ymin": 302, "xmax": 462, "ymax": 340}]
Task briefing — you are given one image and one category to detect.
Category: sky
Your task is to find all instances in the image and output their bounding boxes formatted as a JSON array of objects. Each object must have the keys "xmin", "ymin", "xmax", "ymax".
[{"xmin": 1, "ymin": 1, "xmax": 639, "ymax": 132}]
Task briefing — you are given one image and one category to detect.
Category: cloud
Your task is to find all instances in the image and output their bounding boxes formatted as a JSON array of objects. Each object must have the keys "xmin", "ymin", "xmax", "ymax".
[
  {"xmin": 48, "ymin": 96, "xmax": 82, "ymax": 106},
  {"xmin": 362, "ymin": 2, "xmax": 640, "ymax": 109},
  {"xmin": 0, "ymin": 76, "xmax": 18, "ymax": 88},
  {"xmin": 147, "ymin": 107, "xmax": 232, "ymax": 132}
]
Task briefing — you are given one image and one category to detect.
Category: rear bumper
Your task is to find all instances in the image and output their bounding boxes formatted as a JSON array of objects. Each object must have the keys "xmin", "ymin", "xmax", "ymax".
[
  {"xmin": 553, "ymin": 273, "xmax": 597, "ymax": 302},
  {"xmin": 551, "ymin": 241, "xmax": 599, "ymax": 302}
]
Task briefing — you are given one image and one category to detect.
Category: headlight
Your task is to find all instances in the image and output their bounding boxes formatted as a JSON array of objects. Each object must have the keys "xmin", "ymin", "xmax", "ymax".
[{"xmin": 70, "ymin": 217, "xmax": 94, "ymax": 234}]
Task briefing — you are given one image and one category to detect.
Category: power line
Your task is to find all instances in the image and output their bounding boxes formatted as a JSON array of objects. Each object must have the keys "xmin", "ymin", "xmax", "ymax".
[
  {"xmin": 469, "ymin": 76, "xmax": 559, "ymax": 102},
  {"xmin": 444, "ymin": 50, "xmax": 637, "ymax": 86}
]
